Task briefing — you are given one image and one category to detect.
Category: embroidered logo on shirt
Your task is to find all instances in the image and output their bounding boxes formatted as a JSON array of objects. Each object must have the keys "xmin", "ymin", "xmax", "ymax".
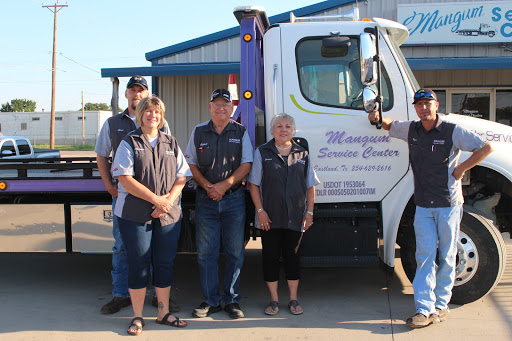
[
  {"xmin": 264, "ymin": 158, "xmax": 273, "ymax": 161},
  {"xmin": 297, "ymin": 159, "xmax": 306, "ymax": 164},
  {"xmin": 117, "ymin": 129, "xmax": 124, "ymax": 132},
  {"xmin": 166, "ymin": 151, "xmax": 175, "ymax": 156},
  {"xmin": 229, "ymin": 138, "xmax": 241, "ymax": 143},
  {"xmin": 433, "ymin": 140, "xmax": 445, "ymax": 145}
]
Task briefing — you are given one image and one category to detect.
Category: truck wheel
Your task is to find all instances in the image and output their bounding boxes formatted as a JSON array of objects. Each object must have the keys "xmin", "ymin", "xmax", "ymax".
[{"xmin": 400, "ymin": 205, "xmax": 506, "ymax": 304}]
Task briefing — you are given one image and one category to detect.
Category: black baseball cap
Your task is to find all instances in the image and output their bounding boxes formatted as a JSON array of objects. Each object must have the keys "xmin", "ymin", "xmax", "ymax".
[
  {"xmin": 127, "ymin": 76, "xmax": 148, "ymax": 90},
  {"xmin": 413, "ymin": 88, "xmax": 437, "ymax": 104},
  {"xmin": 210, "ymin": 88, "xmax": 232, "ymax": 102}
]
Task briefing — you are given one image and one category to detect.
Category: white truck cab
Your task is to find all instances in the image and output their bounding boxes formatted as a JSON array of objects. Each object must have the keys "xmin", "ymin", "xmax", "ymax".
[{"xmin": 234, "ymin": 6, "xmax": 510, "ymax": 305}]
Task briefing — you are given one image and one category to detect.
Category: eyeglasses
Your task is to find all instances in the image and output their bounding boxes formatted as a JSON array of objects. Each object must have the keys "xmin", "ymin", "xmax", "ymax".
[
  {"xmin": 414, "ymin": 92, "xmax": 435, "ymax": 100},
  {"xmin": 212, "ymin": 103, "xmax": 232, "ymax": 109}
]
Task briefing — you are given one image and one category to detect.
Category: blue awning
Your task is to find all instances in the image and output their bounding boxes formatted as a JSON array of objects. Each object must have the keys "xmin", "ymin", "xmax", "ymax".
[
  {"xmin": 101, "ymin": 57, "xmax": 512, "ymax": 78},
  {"xmin": 407, "ymin": 57, "xmax": 512, "ymax": 70},
  {"xmin": 101, "ymin": 62, "xmax": 241, "ymax": 78}
]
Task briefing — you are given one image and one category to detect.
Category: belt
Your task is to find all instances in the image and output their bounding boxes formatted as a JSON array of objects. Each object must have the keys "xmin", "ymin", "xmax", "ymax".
[
  {"xmin": 197, "ymin": 184, "xmax": 242, "ymax": 196},
  {"xmin": 225, "ymin": 184, "xmax": 242, "ymax": 195}
]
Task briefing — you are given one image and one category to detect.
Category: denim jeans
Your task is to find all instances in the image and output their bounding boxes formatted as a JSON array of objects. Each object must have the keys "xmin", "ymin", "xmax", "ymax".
[
  {"xmin": 117, "ymin": 216, "xmax": 181, "ymax": 289},
  {"xmin": 111, "ymin": 197, "xmax": 129, "ymax": 298},
  {"xmin": 413, "ymin": 205, "xmax": 462, "ymax": 316},
  {"xmin": 195, "ymin": 187, "xmax": 246, "ymax": 306}
]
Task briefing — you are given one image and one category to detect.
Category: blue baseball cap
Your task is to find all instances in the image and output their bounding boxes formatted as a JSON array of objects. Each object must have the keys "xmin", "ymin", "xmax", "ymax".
[{"xmin": 127, "ymin": 76, "xmax": 148, "ymax": 90}]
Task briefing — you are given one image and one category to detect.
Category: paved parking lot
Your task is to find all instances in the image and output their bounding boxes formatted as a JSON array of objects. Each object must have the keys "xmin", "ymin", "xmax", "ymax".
[{"xmin": 0, "ymin": 236, "xmax": 511, "ymax": 341}]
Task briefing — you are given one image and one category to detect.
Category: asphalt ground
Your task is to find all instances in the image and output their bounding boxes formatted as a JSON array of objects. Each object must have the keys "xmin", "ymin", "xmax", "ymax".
[
  {"xmin": 0, "ymin": 236, "xmax": 511, "ymax": 341},
  {"xmin": 2, "ymin": 151, "xmax": 511, "ymax": 340}
]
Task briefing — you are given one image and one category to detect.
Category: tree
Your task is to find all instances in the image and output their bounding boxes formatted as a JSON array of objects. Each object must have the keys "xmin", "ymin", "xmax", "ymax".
[
  {"xmin": 81, "ymin": 102, "xmax": 111, "ymax": 111},
  {"xmin": 1, "ymin": 98, "xmax": 37, "ymax": 112}
]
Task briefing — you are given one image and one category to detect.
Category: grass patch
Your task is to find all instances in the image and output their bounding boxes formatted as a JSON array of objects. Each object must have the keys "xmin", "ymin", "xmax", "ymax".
[{"xmin": 33, "ymin": 144, "xmax": 95, "ymax": 151}]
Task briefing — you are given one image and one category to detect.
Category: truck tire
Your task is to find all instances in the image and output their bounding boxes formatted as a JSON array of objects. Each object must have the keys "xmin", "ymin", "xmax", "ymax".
[{"xmin": 400, "ymin": 205, "xmax": 506, "ymax": 304}]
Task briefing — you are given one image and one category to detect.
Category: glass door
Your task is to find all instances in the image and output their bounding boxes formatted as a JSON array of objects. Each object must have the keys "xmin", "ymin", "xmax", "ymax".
[{"xmin": 447, "ymin": 89, "xmax": 493, "ymax": 121}]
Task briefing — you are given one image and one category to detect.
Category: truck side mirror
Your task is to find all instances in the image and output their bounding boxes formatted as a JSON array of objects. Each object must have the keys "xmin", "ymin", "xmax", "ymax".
[
  {"xmin": 1, "ymin": 150, "xmax": 14, "ymax": 157},
  {"xmin": 321, "ymin": 36, "xmax": 351, "ymax": 58},
  {"xmin": 359, "ymin": 33, "xmax": 377, "ymax": 85},
  {"xmin": 362, "ymin": 87, "xmax": 379, "ymax": 112}
]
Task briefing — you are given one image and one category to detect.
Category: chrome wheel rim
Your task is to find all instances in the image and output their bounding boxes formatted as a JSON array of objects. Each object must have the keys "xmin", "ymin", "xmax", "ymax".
[{"xmin": 454, "ymin": 231, "xmax": 479, "ymax": 286}]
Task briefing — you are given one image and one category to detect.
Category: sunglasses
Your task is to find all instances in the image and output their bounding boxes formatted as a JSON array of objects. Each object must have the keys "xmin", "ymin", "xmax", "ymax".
[{"xmin": 414, "ymin": 92, "xmax": 435, "ymax": 100}]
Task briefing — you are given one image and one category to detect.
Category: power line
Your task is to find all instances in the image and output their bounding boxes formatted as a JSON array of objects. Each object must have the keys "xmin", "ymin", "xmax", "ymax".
[
  {"xmin": 0, "ymin": 46, "xmax": 100, "ymax": 74},
  {"xmin": 58, "ymin": 52, "xmax": 100, "ymax": 73}
]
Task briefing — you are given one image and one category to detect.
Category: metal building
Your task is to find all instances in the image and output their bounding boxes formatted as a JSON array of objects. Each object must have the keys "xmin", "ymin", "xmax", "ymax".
[{"xmin": 101, "ymin": 0, "xmax": 512, "ymax": 147}]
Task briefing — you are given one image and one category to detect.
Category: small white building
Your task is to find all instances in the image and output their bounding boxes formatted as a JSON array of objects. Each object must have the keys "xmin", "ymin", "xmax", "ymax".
[{"xmin": 0, "ymin": 111, "xmax": 112, "ymax": 145}]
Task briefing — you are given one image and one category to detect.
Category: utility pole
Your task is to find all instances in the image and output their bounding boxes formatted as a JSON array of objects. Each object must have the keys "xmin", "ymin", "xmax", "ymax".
[
  {"xmin": 43, "ymin": 1, "xmax": 68, "ymax": 149},
  {"xmin": 81, "ymin": 91, "xmax": 85, "ymax": 145}
]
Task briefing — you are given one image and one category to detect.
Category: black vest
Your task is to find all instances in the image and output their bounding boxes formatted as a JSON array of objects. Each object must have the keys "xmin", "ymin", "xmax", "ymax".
[
  {"xmin": 121, "ymin": 128, "xmax": 181, "ymax": 225},
  {"xmin": 194, "ymin": 120, "xmax": 245, "ymax": 184},
  {"xmin": 108, "ymin": 109, "xmax": 137, "ymax": 160},
  {"xmin": 259, "ymin": 139, "xmax": 309, "ymax": 231},
  {"xmin": 408, "ymin": 120, "xmax": 456, "ymax": 208}
]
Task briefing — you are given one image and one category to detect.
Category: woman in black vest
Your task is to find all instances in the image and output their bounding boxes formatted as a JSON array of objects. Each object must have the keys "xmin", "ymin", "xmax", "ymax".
[
  {"xmin": 248, "ymin": 113, "xmax": 319, "ymax": 316},
  {"xmin": 112, "ymin": 96, "xmax": 190, "ymax": 334}
]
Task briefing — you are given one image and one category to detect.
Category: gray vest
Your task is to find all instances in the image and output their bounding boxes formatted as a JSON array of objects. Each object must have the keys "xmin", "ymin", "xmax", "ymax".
[
  {"xmin": 408, "ymin": 120, "xmax": 456, "ymax": 208},
  {"xmin": 194, "ymin": 120, "xmax": 245, "ymax": 185},
  {"xmin": 120, "ymin": 128, "xmax": 181, "ymax": 225},
  {"xmin": 259, "ymin": 140, "xmax": 309, "ymax": 231}
]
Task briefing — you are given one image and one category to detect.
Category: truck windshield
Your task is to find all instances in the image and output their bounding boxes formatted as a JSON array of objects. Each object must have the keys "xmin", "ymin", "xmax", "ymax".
[{"xmin": 296, "ymin": 37, "xmax": 392, "ymax": 111}]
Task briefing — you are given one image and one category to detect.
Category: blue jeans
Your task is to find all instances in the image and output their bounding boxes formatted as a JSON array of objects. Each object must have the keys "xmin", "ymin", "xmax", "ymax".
[
  {"xmin": 413, "ymin": 205, "xmax": 462, "ymax": 316},
  {"xmin": 117, "ymin": 217, "xmax": 181, "ymax": 289},
  {"xmin": 195, "ymin": 187, "xmax": 246, "ymax": 306},
  {"xmin": 111, "ymin": 197, "xmax": 129, "ymax": 298}
]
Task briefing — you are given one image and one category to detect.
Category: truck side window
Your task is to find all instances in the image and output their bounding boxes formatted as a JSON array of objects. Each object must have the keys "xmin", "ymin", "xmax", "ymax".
[
  {"xmin": 0, "ymin": 141, "xmax": 16, "ymax": 156},
  {"xmin": 296, "ymin": 37, "xmax": 392, "ymax": 111},
  {"xmin": 16, "ymin": 140, "xmax": 32, "ymax": 155}
]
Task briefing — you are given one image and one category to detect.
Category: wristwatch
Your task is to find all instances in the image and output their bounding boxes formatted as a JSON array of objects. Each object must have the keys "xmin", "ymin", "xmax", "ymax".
[
  {"xmin": 257, "ymin": 208, "xmax": 264, "ymax": 213},
  {"xmin": 306, "ymin": 210, "xmax": 314, "ymax": 216}
]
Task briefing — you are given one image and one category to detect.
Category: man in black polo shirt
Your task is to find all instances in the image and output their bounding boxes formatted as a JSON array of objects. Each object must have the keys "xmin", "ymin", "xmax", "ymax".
[
  {"xmin": 185, "ymin": 88, "xmax": 253, "ymax": 319},
  {"xmin": 368, "ymin": 88, "xmax": 493, "ymax": 328}
]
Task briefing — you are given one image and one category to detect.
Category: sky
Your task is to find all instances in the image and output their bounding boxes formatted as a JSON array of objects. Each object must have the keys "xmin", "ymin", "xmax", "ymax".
[{"xmin": 2, "ymin": 0, "xmax": 324, "ymax": 112}]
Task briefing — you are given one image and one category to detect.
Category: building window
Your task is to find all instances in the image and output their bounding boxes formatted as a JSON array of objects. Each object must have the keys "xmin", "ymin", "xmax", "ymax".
[
  {"xmin": 55, "ymin": 117, "xmax": 63, "ymax": 121},
  {"xmin": 32, "ymin": 117, "xmax": 40, "ymax": 121},
  {"xmin": 78, "ymin": 117, "xmax": 86, "ymax": 120},
  {"xmin": 496, "ymin": 90, "xmax": 512, "ymax": 127},
  {"xmin": 21, "ymin": 123, "xmax": 27, "ymax": 130},
  {"xmin": 435, "ymin": 90, "xmax": 446, "ymax": 114}
]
